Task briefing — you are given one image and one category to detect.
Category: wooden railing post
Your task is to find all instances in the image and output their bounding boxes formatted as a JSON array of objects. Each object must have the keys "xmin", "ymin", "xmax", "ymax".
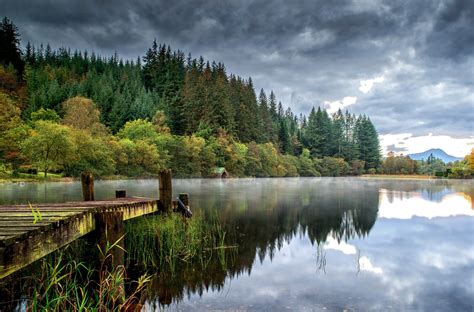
[
  {"xmin": 81, "ymin": 172, "xmax": 94, "ymax": 201},
  {"xmin": 159, "ymin": 169, "xmax": 172, "ymax": 213}
]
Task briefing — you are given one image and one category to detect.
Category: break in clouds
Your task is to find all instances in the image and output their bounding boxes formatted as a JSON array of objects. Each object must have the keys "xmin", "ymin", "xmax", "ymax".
[{"xmin": 2, "ymin": 0, "xmax": 473, "ymax": 155}]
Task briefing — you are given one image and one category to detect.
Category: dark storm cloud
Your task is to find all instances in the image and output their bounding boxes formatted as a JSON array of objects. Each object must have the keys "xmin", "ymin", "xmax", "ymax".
[
  {"xmin": 426, "ymin": 0, "xmax": 474, "ymax": 60},
  {"xmin": 1, "ymin": 0, "xmax": 473, "ymax": 138}
]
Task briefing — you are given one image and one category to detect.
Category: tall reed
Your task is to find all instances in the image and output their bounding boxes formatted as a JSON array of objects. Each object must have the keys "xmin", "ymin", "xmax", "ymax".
[
  {"xmin": 27, "ymin": 237, "xmax": 150, "ymax": 311},
  {"xmin": 125, "ymin": 210, "xmax": 236, "ymax": 274}
]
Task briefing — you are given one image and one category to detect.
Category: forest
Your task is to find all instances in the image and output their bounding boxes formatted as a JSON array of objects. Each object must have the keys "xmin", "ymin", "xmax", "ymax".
[{"xmin": 0, "ymin": 17, "xmax": 383, "ymax": 179}]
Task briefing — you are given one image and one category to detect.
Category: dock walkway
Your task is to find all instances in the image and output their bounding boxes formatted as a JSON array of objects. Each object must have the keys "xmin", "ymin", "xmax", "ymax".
[{"xmin": 0, "ymin": 197, "xmax": 159, "ymax": 279}]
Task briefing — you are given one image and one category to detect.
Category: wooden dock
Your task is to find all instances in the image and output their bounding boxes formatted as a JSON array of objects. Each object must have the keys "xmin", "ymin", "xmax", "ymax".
[{"xmin": 0, "ymin": 197, "xmax": 160, "ymax": 279}]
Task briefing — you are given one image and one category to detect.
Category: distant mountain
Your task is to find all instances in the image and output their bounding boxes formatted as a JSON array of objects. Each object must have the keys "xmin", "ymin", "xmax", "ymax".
[{"xmin": 408, "ymin": 148, "xmax": 462, "ymax": 163}]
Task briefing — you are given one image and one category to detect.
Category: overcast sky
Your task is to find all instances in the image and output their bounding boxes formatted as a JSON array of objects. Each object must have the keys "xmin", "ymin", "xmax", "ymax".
[{"xmin": 2, "ymin": 0, "xmax": 473, "ymax": 156}]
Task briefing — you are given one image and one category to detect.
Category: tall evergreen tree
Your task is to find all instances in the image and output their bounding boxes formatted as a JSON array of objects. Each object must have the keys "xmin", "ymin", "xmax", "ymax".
[
  {"xmin": 355, "ymin": 116, "xmax": 381, "ymax": 169},
  {"xmin": 258, "ymin": 89, "xmax": 273, "ymax": 143},
  {"xmin": 278, "ymin": 119, "xmax": 291, "ymax": 154},
  {"xmin": 0, "ymin": 17, "xmax": 24, "ymax": 76}
]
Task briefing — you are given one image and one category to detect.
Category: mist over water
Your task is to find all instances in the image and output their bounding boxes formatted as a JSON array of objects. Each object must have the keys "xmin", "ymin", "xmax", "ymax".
[{"xmin": 1, "ymin": 178, "xmax": 473, "ymax": 311}]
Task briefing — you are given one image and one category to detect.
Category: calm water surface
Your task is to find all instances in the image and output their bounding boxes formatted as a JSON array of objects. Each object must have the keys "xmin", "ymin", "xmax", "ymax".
[{"xmin": 0, "ymin": 178, "xmax": 473, "ymax": 311}]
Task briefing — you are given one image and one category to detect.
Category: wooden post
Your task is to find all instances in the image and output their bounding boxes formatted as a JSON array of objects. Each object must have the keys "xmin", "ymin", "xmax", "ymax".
[
  {"xmin": 95, "ymin": 211, "xmax": 124, "ymax": 268},
  {"xmin": 159, "ymin": 169, "xmax": 172, "ymax": 212},
  {"xmin": 115, "ymin": 190, "xmax": 126, "ymax": 198},
  {"xmin": 81, "ymin": 172, "xmax": 94, "ymax": 201},
  {"xmin": 178, "ymin": 193, "xmax": 192, "ymax": 218},
  {"xmin": 179, "ymin": 193, "xmax": 189, "ymax": 207}
]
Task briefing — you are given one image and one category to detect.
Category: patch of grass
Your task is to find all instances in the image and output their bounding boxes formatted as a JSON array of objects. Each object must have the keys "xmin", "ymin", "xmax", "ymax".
[
  {"xmin": 125, "ymin": 211, "xmax": 236, "ymax": 274},
  {"xmin": 26, "ymin": 238, "xmax": 150, "ymax": 311}
]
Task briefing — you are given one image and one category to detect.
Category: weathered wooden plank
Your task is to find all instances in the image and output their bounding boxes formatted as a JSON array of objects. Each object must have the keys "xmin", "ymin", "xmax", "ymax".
[
  {"xmin": 0, "ymin": 198, "xmax": 155, "ymax": 209},
  {"xmin": 0, "ymin": 212, "xmax": 96, "ymax": 278},
  {"xmin": 0, "ymin": 216, "xmax": 68, "ymax": 221},
  {"xmin": 0, "ymin": 197, "xmax": 161, "ymax": 279},
  {"xmin": 0, "ymin": 212, "xmax": 80, "ymax": 217},
  {"xmin": 0, "ymin": 220, "xmax": 55, "ymax": 225},
  {"xmin": 0, "ymin": 209, "xmax": 91, "ymax": 213}
]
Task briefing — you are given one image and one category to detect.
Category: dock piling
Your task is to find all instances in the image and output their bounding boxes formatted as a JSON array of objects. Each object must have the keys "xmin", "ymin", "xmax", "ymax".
[
  {"xmin": 159, "ymin": 169, "xmax": 173, "ymax": 212},
  {"xmin": 95, "ymin": 211, "xmax": 125, "ymax": 268},
  {"xmin": 81, "ymin": 172, "xmax": 95, "ymax": 201}
]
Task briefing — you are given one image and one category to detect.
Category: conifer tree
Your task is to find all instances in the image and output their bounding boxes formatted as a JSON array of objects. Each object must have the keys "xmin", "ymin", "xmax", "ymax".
[{"xmin": 0, "ymin": 17, "xmax": 24, "ymax": 76}]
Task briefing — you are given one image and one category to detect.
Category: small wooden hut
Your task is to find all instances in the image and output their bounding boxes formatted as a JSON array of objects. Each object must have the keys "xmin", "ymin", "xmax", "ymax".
[{"xmin": 211, "ymin": 167, "xmax": 229, "ymax": 179}]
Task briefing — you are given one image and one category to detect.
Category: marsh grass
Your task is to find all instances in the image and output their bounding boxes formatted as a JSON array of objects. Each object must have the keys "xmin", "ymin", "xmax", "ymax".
[
  {"xmin": 27, "ymin": 237, "xmax": 150, "ymax": 311},
  {"xmin": 125, "ymin": 210, "xmax": 237, "ymax": 274}
]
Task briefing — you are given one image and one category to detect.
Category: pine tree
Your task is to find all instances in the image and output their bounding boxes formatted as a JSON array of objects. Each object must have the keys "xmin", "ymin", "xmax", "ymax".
[
  {"xmin": 0, "ymin": 17, "xmax": 24, "ymax": 76},
  {"xmin": 278, "ymin": 119, "xmax": 291, "ymax": 153},
  {"xmin": 332, "ymin": 109, "xmax": 345, "ymax": 157},
  {"xmin": 258, "ymin": 89, "xmax": 273, "ymax": 143},
  {"xmin": 355, "ymin": 116, "xmax": 380, "ymax": 169}
]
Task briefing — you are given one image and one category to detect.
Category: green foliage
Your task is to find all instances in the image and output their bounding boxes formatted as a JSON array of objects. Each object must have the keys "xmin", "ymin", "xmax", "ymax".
[
  {"xmin": 0, "ymin": 92, "xmax": 27, "ymax": 168},
  {"xmin": 64, "ymin": 130, "xmax": 115, "ymax": 177},
  {"xmin": 297, "ymin": 149, "xmax": 319, "ymax": 177},
  {"xmin": 317, "ymin": 157, "xmax": 350, "ymax": 177},
  {"xmin": 30, "ymin": 107, "xmax": 60, "ymax": 123},
  {"xmin": 117, "ymin": 119, "xmax": 158, "ymax": 143},
  {"xmin": 111, "ymin": 138, "xmax": 163, "ymax": 177},
  {"xmin": 21, "ymin": 121, "xmax": 75, "ymax": 178},
  {"xmin": 417, "ymin": 156, "xmax": 446, "ymax": 176},
  {"xmin": 448, "ymin": 151, "xmax": 473, "ymax": 179},
  {"xmin": 27, "ymin": 242, "xmax": 150, "ymax": 311},
  {"xmin": 354, "ymin": 116, "xmax": 381, "ymax": 169}
]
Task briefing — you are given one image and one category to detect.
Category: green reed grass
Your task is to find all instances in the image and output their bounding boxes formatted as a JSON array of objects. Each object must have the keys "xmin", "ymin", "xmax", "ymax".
[
  {"xmin": 27, "ymin": 237, "xmax": 150, "ymax": 311},
  {"xmin": 125, "ymin": 210, "xmax": 237, "ymax": 274}
]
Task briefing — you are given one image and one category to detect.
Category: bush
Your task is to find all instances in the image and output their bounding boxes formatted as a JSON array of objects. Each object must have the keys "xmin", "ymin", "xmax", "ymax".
[{"xmin": 318, "ymin": 157, "xmax": 350, "ymax": 177}]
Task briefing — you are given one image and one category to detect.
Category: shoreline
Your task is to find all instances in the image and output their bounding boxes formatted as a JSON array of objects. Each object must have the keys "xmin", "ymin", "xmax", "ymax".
[
  {"xmin": 0, "ymin": 174, "xmax": 455, "ymax": 184},
  {"xmin": 359, "ymin": 174, "xmax": 436, "ymax": 180}
]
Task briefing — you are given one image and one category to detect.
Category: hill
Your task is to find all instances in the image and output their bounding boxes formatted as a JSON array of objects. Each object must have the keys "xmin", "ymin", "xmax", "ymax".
[{"xmin": 408, "ymin": 149, "xmax": 461, "ymax": 163}]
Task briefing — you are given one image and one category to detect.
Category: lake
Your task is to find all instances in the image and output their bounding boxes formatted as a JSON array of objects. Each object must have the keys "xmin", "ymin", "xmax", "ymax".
[{"xmin": 0, "ymin": 177, "xmax": 473, "ymax": 311}]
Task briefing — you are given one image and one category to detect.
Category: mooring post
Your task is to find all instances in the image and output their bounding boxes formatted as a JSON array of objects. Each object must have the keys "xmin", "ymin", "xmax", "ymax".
[
  {"xmin": 81, "ymin": 172, "xmax": 95, "ymax": 201},
  {"xmin": 178, "ymin": 193, "xmax": 192, "ymax": 218},
  {"xmin": 179, "ymin": 193, "xmax": 189, "ymax": 207},
  {"xmin": 159, "ymin": 169, "xmax": 173, "ymax": 212},
  {"xmin": 115, "ymin": 190, "xmax": 126, "ymax": 198},
  {"xmin": 95, "ymin": 211, "xmax": 124, "ymax": 268}
]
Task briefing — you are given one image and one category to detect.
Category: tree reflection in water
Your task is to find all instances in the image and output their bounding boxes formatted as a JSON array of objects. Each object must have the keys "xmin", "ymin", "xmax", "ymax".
[
  {"xmin": 1, "ymin": 177, "xmax": 471, "ymax": 309},
  {"xmin": 134, "ymin": 178, "xmax": 381, "ymax": 306}
]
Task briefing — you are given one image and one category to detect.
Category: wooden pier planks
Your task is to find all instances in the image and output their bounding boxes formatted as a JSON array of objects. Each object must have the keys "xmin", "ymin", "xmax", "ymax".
[{"xmin": 0, "ymin": 197, "xmax": 159, "ymax": 279}]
